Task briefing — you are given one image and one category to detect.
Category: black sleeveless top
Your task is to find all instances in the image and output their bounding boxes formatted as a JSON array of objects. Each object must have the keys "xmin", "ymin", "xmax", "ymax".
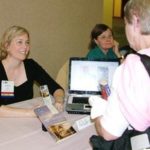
[{"xmin": 0, "ymin": 59, "xmax": 63, "ymax": 105}]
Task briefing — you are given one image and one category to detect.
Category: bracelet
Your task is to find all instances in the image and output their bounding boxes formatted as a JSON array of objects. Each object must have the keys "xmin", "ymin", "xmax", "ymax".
[
  {"xmin": 121, "ymin": 55, "xmax": 124, "ymax": 59},
  {"xmin": 119, "ymin": 55, "xmax": 124, "ymax": 60}
]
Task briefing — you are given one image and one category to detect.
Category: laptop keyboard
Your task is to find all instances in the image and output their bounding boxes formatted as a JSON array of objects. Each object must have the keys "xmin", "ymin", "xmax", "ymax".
[{"xmin": 72, "ymin": 97, "xmax": 89, "ymax": 104}]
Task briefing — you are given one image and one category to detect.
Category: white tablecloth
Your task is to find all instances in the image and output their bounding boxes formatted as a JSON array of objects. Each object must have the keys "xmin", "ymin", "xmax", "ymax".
[{"xmin": 0, "ymin": 97, "xmax": 97, "ymax": 150}]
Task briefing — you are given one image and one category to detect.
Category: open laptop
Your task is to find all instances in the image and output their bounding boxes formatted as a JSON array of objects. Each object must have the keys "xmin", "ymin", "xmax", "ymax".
[{"xmin": 66, "ymin": 57, "xmax": 120, "ymax": 114}]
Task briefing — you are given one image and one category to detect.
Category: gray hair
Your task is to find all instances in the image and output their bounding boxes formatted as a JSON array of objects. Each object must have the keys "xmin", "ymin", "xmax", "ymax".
[{"xmin": 124, "ymin": 0, "xmax": 150, "ymax": 35}]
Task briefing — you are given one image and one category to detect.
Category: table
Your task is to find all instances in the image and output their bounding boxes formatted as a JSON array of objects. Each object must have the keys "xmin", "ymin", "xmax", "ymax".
[{"xmin": 0, "ymin": 97, "xmax": 97, "ymax": 150}]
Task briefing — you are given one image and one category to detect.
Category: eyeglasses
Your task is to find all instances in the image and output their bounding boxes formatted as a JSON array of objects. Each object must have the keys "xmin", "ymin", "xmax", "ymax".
[{"xmin": 98, "ymin": 35, "xmax": 113, "ymax": 40}]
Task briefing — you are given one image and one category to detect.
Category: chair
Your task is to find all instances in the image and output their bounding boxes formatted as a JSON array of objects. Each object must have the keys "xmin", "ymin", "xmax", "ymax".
[{"xmin": 56, "ymin": 60, "xmax": 69, "ymax": 90}]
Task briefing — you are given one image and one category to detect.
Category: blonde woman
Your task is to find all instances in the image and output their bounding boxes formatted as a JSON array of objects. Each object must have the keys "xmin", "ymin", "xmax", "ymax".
[{"xmin": 0, "ymin": 26, "xmax": 64, "ymax": 117}]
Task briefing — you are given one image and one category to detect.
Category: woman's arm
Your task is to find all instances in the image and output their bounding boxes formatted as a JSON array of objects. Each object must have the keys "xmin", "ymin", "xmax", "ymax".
[
  {"xmin": 89, "ymin": 66, "xmax": 129, "ymax": 141},
  {"xmin": 0, "ymin": 105, "xmax": 36, "ymax": 117},
  {"xmin": 26, "ymin": 59, "xmax": 65, "ymax": 111},
  {"xmin": 95, "ymin": 117, "xmax": 118, "ymax": 141},
  {"xmin": 89, "ymin": 96, "xmax": 119, "ymax": 141}
]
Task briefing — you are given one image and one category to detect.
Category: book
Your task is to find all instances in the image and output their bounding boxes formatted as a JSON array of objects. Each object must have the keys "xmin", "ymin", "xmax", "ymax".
[
  {"xmin": 40, "ymin": 85, "xmax": 59, "ymax": 114},
  {"xmin": 34, "ymin": 105, "xmax": 76, "ymax": 142},
  {"xmin": 47, "ymin": 120, "xmax": 76, "ymax": 142}
]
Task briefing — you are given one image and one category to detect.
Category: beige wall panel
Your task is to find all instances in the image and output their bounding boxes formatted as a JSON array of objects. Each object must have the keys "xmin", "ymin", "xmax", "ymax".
[{"xmin": 0, "ymin": 0, "xmax": 103, "ymax": 96}]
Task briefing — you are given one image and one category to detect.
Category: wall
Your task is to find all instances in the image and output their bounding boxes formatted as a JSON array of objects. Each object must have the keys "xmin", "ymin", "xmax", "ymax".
[
  {"xmin": 102, "ymin": 0, "xmax": 113, "ymax": 27},
  {"xmin": 0, "ymin": 0, "xmax": 113, "ymax": 96},
  {"xmin": 113, "ymin": 0, "xmax": 122, "ymax": 17}
]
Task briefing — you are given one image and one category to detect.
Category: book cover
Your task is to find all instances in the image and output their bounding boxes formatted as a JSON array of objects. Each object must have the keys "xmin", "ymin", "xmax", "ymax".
[
  {"xmin": 47, "ymin": 121, "xmax": 76, "ymax": 142},
  {"xmin": 34, "ymin": 105, "xmax": 76, "ymax": 142}
]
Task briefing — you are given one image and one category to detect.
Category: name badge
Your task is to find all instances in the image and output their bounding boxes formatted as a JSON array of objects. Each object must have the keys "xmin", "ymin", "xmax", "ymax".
[
  {"xmin": 1, "ymin": 80, "xmax": 14, "ymax": 97},
  {"xmin": 131, "ymin": 133, "xmax": 150, "ymax": 150},
  {"xmin": 74, "ymin": 116, "xmax": 93, "ymax": 131}
]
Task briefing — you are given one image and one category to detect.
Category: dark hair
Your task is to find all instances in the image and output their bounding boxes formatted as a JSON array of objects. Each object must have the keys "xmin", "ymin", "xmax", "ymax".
[{"xmin": 88, "ymin": 24, "xmax": 113, "ymax": 49}]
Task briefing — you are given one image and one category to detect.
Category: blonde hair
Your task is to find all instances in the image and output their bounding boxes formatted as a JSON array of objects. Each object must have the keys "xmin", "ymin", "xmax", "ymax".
[
  {"xmin": 0, "ymin": 25, "xmax": 30, "ymax": 60},
  {"xmin": 124, "ymin": 0, "xmax": 150, "ymax": 35}
]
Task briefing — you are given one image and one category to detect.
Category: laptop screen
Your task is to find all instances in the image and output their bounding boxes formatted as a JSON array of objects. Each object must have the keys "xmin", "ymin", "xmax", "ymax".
[{"xmin": 68, "ymin": 58, "xmax": 119, "ymax": 95}]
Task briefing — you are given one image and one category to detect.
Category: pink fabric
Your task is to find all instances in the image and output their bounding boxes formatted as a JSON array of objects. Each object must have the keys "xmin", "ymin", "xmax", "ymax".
[
  {"xmin": 117, "ymin": 49, "xmax": 150, "ymax": 131},
  {"xmin": 2, "ymin": 97, "xmax": 96, "ymax": 150}
]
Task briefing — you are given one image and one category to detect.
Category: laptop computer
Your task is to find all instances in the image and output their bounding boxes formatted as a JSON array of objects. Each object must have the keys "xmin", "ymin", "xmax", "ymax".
[{"xmin": 66, "ymin": 57, "xmax": 120, "ymax": 114}]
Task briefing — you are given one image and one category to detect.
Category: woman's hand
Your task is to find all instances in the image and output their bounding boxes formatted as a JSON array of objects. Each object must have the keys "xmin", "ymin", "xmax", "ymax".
[
  {"xmin": 113, "ymin": 40, "xmax": 121, "ymax": 57},
  {"xmin": 113, "ymin": 40, "xmax": 125, "ymax": 63},
  {"xmin": 53, "ymin": 89, "xmax": 65, "ymax": 112},
  {"xmin": 54, "ymin": 101, "xmax": 64, "ymax": 112},
  {"xmin": 0, "ymin": 105, "xmax": 37, "ymax": 117},
  {"xmin": 89, "ymin": 96, "xmax": 108, "ymax": 119},
  {"xmin": 113, "ymin": 40, "xmax": 123, "ymax": 58}
]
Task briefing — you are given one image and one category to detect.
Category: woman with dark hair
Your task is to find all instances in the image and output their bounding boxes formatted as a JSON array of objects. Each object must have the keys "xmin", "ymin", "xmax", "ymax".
[{"xmin": 86, "ymin": 24, "xmax": 121, "ymax": 60}]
